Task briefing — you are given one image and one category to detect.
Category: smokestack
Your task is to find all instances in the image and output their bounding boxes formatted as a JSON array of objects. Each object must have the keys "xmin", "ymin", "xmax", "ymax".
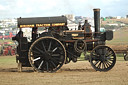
[{"xmin": 93, "ymin": 9, "xmax": 100, "ymax": 33}]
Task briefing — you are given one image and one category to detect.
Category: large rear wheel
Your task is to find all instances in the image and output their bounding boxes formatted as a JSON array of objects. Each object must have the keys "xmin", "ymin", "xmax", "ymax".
[{"xmin": 28, "ymin": 37, "xmax": 66, "ymax": 73}]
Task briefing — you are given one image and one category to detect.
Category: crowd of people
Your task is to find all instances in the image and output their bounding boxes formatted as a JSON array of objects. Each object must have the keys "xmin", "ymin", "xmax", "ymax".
[{"xmin": 0, "ymin": 45, "xmax": 16, "ymax": 56}]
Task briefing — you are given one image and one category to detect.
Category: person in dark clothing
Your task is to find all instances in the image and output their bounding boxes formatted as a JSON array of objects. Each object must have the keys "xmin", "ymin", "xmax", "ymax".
[
  {"xmin": 32, "ymin": 27, "xmax": 38, "ymax": 41},
  {"xmin": 82, "ymin": 20, "xmax": 92, "ymax": 38},
  {"xmin": 82, "ymin": 20, "xmax": 91, "ymax": 31},
  {"xmin": 78, "ymin": 22, "xmax": 82, "ymax": 30},
  {"xmin": 82, "ymin": 20, "xmax": 89, "ymax": 30}
]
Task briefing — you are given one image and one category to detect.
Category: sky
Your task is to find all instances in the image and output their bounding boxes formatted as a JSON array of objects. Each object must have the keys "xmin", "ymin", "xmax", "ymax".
[{"xmin": 0, "ymin": 0, "xmax": 128, "ymax": 18}]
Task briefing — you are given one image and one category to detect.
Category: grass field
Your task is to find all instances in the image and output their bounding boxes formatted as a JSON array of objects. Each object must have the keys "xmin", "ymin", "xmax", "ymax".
[
  {"xmin": 0, "ymin": 39, "xmax": 12, "ymax": 43},
  {"xmin": 0, "ymin": 56, "xmax": 15, "ymax": 63},
  {"xmin": 106, "ymin": 28, "xmax": 128, "ymax": 45}
]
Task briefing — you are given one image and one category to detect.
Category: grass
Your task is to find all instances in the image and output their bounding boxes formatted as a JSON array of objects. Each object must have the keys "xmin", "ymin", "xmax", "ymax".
[
  {"xmin": 0, "ymin": 39, "xmax": 12, "ymax": 43},
  {"xmin": 106, "ymin": 28, "xmax": 128, "ymax": 45},
  {"xmin": 0, "ymin": 56, "xmax": 15, "ymax": 63},
  {"xmin": 0, "ymin": 56, "xmax": 16, "ymax": 67}
]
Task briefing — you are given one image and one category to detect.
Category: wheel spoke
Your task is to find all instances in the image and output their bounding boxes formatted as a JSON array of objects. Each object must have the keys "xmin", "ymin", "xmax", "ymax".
[
  {"xmin": 51, "ymin": 58, "xmax": 60, "ymax": 63},
  {"xmin": 52, "ymin": 57, "xmax": 63, "ymax": 61},
  {"xmin": 52, "ymin": 47, "xmax": 58, "ymax": 52},
  {"xmin": 92, "ymin": 53, "xmax": 99, "ymax": 57},
  {"xmin": 102, "ymin": 62, "xmax": 106, "ymax": 69},
  {"xmin": 38, "ymin": 60, "xmax": 44, "ymax": 69},
  {"xmin": 50, "ymin": 61, "xmax": 57, "ymax": 68},
  {"xmin": 46, "ymin": 62, "xmax": 49, "ymax": 72},
  {"xmin": 52, "ymin": 54, "xmax": 60, "ymax": 56},
  {"xmin": 106, "ymin": 51, "xmax": 113, "ymax": 57},
  {"xmin": 41, "ymin": 41, "xmax": 46, "ymax": 52},
  {"xmin": 32, "ymin": 50, "xmax": 40, "ymax": 54},
  {"xmin": 48, "ymin": 41, "xmax": 52, "ymax": 51},
  {"xmin": 33, "ymin": 57, "xmax": 41, "ymax": 62},
  {"xmin": 106, "ymin": 48, "xmax": 111, "ymax": 53},
  {"xmin": 97, "ymin": 61, "xmax": 101, "ymax": 68},
  {"xmin": 107, "ymin": 61, "xmax": 112, "ymax": 66},
  {"xmin": 107, "ymin": 57, "xmax": 114, "ymax": 61},
  {"xmin": 104, "ymin": 61, "xmax": 109, "ymax": 68},
  {"xmin": 35, "ymin": 46, "xmax": 44, "ymax": 54},
  {"xmin": 93, "ymin": 60, "xmax": 99, "ymax": 66},
  {"xmin": 92, "ymin": 52, "xmax": 100, "ymax": 60}
]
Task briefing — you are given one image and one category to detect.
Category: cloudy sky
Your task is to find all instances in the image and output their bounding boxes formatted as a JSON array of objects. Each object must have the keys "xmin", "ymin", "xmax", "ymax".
[{"xmin": 0, "ymin": 0, "xmax": 127, "ymax": 18}]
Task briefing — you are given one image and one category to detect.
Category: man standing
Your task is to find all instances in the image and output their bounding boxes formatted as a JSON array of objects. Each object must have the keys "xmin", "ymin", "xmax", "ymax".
[{"xmin": 78, "ymin": 22, "xmax": 82, "ymax": 30}]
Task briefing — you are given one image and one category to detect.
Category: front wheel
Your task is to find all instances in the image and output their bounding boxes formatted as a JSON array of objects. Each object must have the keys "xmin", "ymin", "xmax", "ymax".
[
  {"xmin": 124, "ymin": 53, "xmax": 128, "ymax": 61},
  {"xmin": 90, "ymin": 45, "xmax": 116, "ymax": 72}
]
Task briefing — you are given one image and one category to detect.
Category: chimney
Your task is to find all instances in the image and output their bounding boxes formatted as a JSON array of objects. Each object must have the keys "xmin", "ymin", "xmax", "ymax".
[{"xmin": 93, "ymin": 9, "xmax": 100, "ymax": 33}]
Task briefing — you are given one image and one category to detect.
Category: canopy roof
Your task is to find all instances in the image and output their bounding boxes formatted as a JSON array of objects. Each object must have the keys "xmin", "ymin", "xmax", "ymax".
[{"xmin": 17, "ymin": 16, "xmax": 67, "ymax": 28}]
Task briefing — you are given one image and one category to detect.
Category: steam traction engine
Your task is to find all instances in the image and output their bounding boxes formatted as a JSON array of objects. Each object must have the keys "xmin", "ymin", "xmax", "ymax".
[{"xmin": 12, "ymin": 9, "xmax": 116, "ymax": 72}]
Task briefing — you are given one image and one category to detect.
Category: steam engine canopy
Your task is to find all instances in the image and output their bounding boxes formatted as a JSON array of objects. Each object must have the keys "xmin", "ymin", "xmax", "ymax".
[{"xmin": 18, "ymin": 16, "xmax": 67, "ymax": 28}]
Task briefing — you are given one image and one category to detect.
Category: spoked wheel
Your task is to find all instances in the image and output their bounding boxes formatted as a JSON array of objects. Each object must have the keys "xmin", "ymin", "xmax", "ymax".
[
  {"xmin": 90, "ymin": 45, "xmax": 116, "ymax": 72},
  {"xmin": 28, "ymin": 37, "xmax": 66, "ymax": 73},
  {"xmin": 124, "ymin": 53, "xmax": 128, "ymax": 61}
]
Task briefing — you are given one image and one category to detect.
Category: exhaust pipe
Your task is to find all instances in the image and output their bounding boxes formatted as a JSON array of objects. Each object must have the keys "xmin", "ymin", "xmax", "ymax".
[{"xmin": 93, "ymin": 9, "xmax": 100, "ymax": 33}]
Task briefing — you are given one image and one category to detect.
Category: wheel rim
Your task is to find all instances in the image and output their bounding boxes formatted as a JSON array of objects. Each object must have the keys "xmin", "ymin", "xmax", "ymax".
[
  {"xmin": 28, "ymin": 37, "xmax": 66, "ymax": 72},
  {"xmin": 124, "ymin": 54, "xmax": 128, "ymax": 61},
  {"xmin": 90, "ymin": 45, "xmax": 116, "ymax": 71}
]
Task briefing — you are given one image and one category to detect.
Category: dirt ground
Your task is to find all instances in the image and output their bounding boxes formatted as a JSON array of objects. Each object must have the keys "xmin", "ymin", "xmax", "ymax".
[{"xmin": 0, "ymin": 58, "xmax": 128, "ymax": 85}]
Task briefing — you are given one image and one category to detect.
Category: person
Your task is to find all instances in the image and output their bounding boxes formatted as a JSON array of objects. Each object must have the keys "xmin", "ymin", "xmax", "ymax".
[
  {"xmin": 18, "ymin": 30, "xmax": 23, "ymax": 37},
  {"xmin": 0, "ymin": 45, "xmax": 4, "ymax": 55},
  {"xmin": 82, "ymin": 20, "xmax": 92, "ymax": 38},
  {"xmin": 78, "ymin": 22, "xmax": 82, "ymax": 30},
  {"xmin": 8, "ymin": 45, "xmax": 12, "ymax": 56},
  {"xmin": 3, "ymin": 47, "xmax": 8, "ymax": 56},
  {"xmin": 32, "ymin": 27, "xmax": 38, "ymax": 41},
  {"xmin": 82, "ymin": 20, "xmax": 91, "ymax": 32},
  {"xmin": 0, "ymin": 45, "xmax": 1, "ymax": 55}
]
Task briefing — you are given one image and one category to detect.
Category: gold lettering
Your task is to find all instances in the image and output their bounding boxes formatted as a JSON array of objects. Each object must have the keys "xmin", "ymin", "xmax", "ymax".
[
  {"xmin": 52, "ymin": 23, "xmax": 65, "ymax": 26},
  {"xmin": 20, "ymin": 23, "xmax": 65, "ymax": 28},
  {"xmin": 20, "ymin": 24, "xmax": 34, "ymax": 28},
  {"xmin": 36, "ymin": 24, "xmax": 50, "ymax": 27}
]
